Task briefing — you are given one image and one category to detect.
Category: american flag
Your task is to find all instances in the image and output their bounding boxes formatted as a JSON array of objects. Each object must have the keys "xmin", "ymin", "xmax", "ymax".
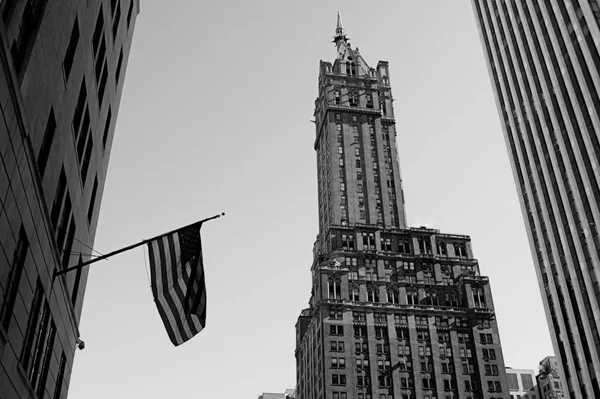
[{"xmin": 147, "ymin": 223, "xmax": 206, "ymax": 346}]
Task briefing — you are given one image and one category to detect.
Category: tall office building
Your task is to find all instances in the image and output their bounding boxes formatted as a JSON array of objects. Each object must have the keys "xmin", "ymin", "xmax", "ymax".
[
  {"xmin": 471, "ymin": 1, "xmax": 600, "ymax": 397},
  {"xmin": 294, "ymin": 15, "xmax": 509, "ymax": 399},
  {"xmin": 0, "ymin": 1, "xmax": 138, "ymax": 397}
]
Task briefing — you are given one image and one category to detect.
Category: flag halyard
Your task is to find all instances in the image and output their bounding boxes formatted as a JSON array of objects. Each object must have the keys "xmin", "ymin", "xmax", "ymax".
[{"xmin": 148, "ymin": 222, "xmax": 206, "ymax": 346}]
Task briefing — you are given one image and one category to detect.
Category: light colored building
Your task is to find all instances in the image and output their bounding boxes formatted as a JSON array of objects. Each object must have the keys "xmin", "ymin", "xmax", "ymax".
[
  {"xmin": 295, "ymin": 13, "xmax": 509, "ymax": 399},
  {"xmin": 258, "ymin": 389, "xmax": 295, "ymax": 399},
  {"xmin": 537, "ymin": 356, "xmax": 565, "ymax": 398},
  {"xmin": 506, "ymin": 368, "xmax": 538, "ymax": 399},
  {"xmin": 471, "ymin": 1, "xmax": 600, "ymax": 397},
  {"xmin": 0, "ymin": 1, "xmax": 138, "ymax": 397}
]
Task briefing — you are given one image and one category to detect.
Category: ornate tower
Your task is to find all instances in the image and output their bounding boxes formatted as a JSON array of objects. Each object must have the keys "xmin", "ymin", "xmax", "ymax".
[{"xmin": 295, "ymin": 15, "xmax": 509, "ymax": 399}]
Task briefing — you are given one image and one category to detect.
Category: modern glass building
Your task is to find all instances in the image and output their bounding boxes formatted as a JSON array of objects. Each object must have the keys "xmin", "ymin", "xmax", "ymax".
[
  {"xmin": 0, "ymin": 1, "xmax": 138, "ymax": 397},
  {"xmin": 471, "ymin": 1, "xmax": 600, "ymax": 397}
]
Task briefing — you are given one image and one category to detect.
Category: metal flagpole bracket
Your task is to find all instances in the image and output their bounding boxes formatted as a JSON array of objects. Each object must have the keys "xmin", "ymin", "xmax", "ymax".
[{"xmin": 53, "ymin": 212, "xmax": 225, "ymax": 278}]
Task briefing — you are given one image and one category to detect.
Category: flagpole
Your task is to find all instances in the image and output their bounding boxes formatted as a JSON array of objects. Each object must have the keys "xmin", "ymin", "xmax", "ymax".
[{"xmin": 54, "ymin": 213, "xmax": 225, "ymax": 278}]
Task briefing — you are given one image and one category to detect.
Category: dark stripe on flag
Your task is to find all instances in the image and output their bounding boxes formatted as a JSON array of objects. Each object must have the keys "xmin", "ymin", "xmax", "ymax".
[
  {"xmin": 157, "ymin": 235, "xmax": 184, "ymax": 344},
  {"xmin": 147, "ymin": 222, "xmax": 207, "ymax": 346},
  {"xmin": 148, "ymin": 241, "xmax": 178, "ymax": 345}
]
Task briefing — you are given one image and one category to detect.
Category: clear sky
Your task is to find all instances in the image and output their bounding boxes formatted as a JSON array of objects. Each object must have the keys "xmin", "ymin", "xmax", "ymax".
[{"xmin": 69, "ymin": 1, "xmax": 554, "ymax": 397}]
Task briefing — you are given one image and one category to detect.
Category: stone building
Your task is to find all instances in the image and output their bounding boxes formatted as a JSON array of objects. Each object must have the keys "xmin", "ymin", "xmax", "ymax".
[
  {"xmin": 0, "ymin": 1, "xmax": 138, "ymax": 397},
  {"xmin": 294, "ymin": 14, "xmax": 509, "ymax": 399},
  {"xmin": 537, "ymin": 356, "xmax": 566, "ymax": 398},
  {"xmin": 471, "ymin": 1, "xmax": 600, "ymax": 396}
]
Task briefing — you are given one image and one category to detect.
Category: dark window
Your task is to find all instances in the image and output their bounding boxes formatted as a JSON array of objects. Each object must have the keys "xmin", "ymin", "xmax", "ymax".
[
  {"xmin": 53, "ymin": 353, "xmax": 66, "ymax": 399},
  {"xmin": 126, "ymin": 0, "xmax": 134, "ymax": 28},
  {"xmin": 36, "ymin": 322, "xmax": 55, "ymax": 397},
  {"xmin": 112, "ymin": 1, "xmax": 121, "ymax": 38},
  {"xmin": 115, "ymin": 47, "xmax": 124, "ymax": 83},
  {"xmin": 92, "ymin": 6, "xmax": 104, "ymax": 54},
  {"xmin": 61, "ymin": 218, "xmax": 76, "ymax": 270},
  {"xmin": 94, "ymin": 36, "xmax": 106, "ymax": 81},
  {"xmin": 10, "ymin": 0, "xmax": 49, "ymax": 74},
  {"xmin": 50, "ymin": 167, "xmax": 67, "ymax": 228},
  {"xmin": 63, "ymin": 17, "xmax": 80, "ymax": 80},
  {"xmin": 56, "ymin": 195, "xmax": 72, "ymax": 251},
  {"xmin": 98, "ymin": 61, "xmax": 108, "ymax": 105},
  {"xmin": 80, "ymin": 137, "xmax": 93, "ymax": 185},
  {"xmin": 71, "ymin": 255, "xmax": 83, "ymax": 306},
  {"xmin": 0, "ymin": 226, "xmax": 29, "ymax": 330},
  {"xmin": 21, "ymin": 280, "xmax": 55, "ymax": 396},
  {"xmin": 102, "ymin": 107, "xmax": 112, "ymax": 149},
  {"xmin": 72, "ymin": 80, "xmax": 87, "ymax": 135},
  {"xmin": 2, "ymin": 0, "xmax": 17, "ymax": 24},
  {"xmin": 88, "ymin": 176, "xmax": 99, "ymax": 223},
  {"xmin": 37, "ymin": 108, "xmax": 56, "ymax": 178}
]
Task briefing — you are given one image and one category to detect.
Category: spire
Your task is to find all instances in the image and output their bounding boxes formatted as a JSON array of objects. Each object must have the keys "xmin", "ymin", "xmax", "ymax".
[
  {"xmin": 336, "ymin": 11, "xmax": 344, "ymax": 37},
  {"xmin": 333, "ymin": 11, "xmax": 349, "ymax": 57}
]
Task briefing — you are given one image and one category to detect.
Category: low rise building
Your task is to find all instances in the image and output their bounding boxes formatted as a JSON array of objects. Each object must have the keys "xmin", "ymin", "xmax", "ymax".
[
  {"xmin": 506, "ymin": 367, "xmax": 538, "ymax": 399},
  {"xmin": 537, "ymin": 356, "xmax": 565, "ymax": 398}
]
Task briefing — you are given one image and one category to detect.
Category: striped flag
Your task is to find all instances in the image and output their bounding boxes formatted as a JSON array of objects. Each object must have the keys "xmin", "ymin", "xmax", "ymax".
[{"xmin": 147, "ymin": 222, "xmax": 206, "ymax": 346}]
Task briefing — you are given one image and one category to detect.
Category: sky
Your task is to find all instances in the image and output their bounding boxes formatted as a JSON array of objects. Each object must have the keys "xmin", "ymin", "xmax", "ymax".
[{"xmin": 69, "ymin": 1, "xmax": 554, "ymax": 397}]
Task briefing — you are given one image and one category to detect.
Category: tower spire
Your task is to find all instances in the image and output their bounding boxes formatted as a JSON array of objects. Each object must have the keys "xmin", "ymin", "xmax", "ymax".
[{"xmin": 333, "ymin": 11, "xmax": 349, "ymax": 57}]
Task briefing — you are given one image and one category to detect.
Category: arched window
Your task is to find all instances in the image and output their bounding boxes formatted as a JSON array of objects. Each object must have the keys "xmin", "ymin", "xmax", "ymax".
[
  {"xmin": 350, "ymin": 286, "xmax": 360, "ymax": 302},
  {"xmin": 365, "ymin": 94, "xmax": 373, "ymax": 108},
  {"xmin": 368, "ymin": 286, "xmax": 379, "ymax": 303},
  {"xmin": 424, "ymin": 291, "xmax": 438, "ymax": 306},
  {"xmin": 328, "ymin": 278, "xmax": 341, "ymax": 299},
  {"xmin": 334, "ymin": 90, "xmax": 341, "ymax": 105},
  {"xmin": 406, "ymin": 290, "xmax": 418, "ymax": 305},
  {"xmin": 387, "ymin": 289, "xmax": 399, "ymax": 304}
]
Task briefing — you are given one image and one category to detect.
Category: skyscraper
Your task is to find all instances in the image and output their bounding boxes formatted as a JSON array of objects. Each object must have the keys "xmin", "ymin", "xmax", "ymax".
[
  {"xmin": 0, "ymin": 1, "xmax": 138, "ymax": 397},
  {"xmin": 295, "ymin": 14, "xmax": 509, "ymax": 399},
  {"xmin": 471, "ymin": 1, "xmax": 600, "ymax": 397}
]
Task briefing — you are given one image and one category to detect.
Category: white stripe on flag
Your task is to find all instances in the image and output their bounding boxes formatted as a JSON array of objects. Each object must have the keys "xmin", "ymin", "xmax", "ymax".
[{"xmin": 151, "ymin": 238, "xmax": 183, "ymax": 345}]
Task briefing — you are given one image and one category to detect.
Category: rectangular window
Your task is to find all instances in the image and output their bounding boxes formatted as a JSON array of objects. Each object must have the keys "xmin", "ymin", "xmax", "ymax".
[
  {"xmin": 63, "ymin": 17, "xmax": 80, "ymax": 80},
  {"xmin": 81, "ymin": 136, "xmax": 93, "ymax": 185},
  {"xmin": 115, "ymin": 47, "xmax": 124, "ymax": 83},
  {"xmin": 37, "ymin": 108, "xmax": 56, "ymax": 178},
  {"xmin": 53, "ymin": 353, "xmax": 67, "ymax": 399},
  {"xmin": 112, "ymin": 1, "xmax": 121, "ymax": 37},
  {"xmin": 72, "ymin": 80, "xmax": 87, "ymax": 135},
  {"xmin": 0, "ymin": 226, "xmax": 29, "ymax": 330},
  {"xmin": 20, "ymin": 280, "xmax": 46, "ymax": 377},
  {"xmin": 61, "ymin": 218, "xmax": 76, "ymax": 270},
  {"xmin": 92, "ymin": 6, "xmax": 104, "ymax": 54},
  {"xmin": 88, "ymin": 176, "xmax": 99, "ymax": 223},
  {"xmin": 98, "ymin": 60, "xmax": 108, "ymax": 105},
  {"xmin": 50, "ymin": 168, "xmax": 67, "ymax": 228},
  {"xmin": 102, "ymin": 107, "xmax": 112, "ymax": 149},
  {"xmin": 71, "ymin": 256, "xmax": 83, "ymax": 306},
  {"xmin": 94, "ymin": 36, "xmax": 106, "ymax": 81}
]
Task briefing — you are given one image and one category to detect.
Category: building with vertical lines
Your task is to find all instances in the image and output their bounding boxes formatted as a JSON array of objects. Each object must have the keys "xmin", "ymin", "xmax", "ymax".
[
  {"xmin": 294, "ymin": 14, "xmax": 509, "ymax": 399},
  {"xmin": 0, "ymin": 1, "xmax": 138, "ymax": 397},
  {"xmin": 471, "ymin": 1, "xmax": 600, "ymax": 397}
]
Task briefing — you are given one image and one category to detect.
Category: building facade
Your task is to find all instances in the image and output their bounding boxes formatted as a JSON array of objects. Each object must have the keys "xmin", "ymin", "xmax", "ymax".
[
  {"xmin": 295, "ymin": 15, "xmax": 509, "ymax": 399},
  {"xmin": 471, "ymin": 1, "xmax": 600, "ymax": 397},
  {"xmin": 505, "ymin": 367, "xmax": 538, "ymax": 399},
  {"xmin": 0, "ymin": 0, "xmax": 138, "ymax": 397},
  {"xmin": 258, "ymin": 389, "xmax": 296, "ymax": 399},
  {"xmin": 537, "ymin": 356, "xmax": 566, "ymax": 398}
]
